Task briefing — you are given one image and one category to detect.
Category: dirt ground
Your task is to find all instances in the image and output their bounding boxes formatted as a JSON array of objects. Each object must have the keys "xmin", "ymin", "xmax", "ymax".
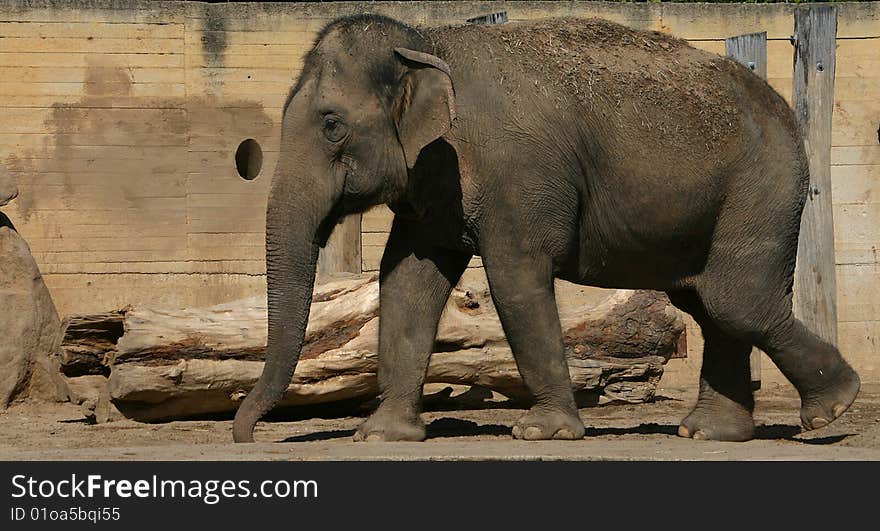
[{"xmin": 1, "ymin": 382, "xmax": 879, "ymax": 461}]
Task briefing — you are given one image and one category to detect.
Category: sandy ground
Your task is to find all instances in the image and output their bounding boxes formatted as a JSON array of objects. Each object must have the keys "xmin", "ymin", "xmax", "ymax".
[{"xmin": 1, "ymin": 382, "xmax": 879, "ymax": 461}]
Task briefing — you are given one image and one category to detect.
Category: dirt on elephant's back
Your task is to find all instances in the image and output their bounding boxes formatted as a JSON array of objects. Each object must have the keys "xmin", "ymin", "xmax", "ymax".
[{"xmin": 434, "ymin": 18, "xmax": 761, "ymax": 149}]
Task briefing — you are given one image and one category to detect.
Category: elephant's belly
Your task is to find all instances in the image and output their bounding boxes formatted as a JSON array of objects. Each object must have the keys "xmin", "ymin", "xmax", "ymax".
[
  {"xmin": 563, "ymin": 177, "xmax": 723, "ymax": 289},
  {"xmin": 563, "ymin": 221, "xmax": 713, "ymax": 291},
  {"xmin": 568, "ymin": 253, "xmax": 701, "ymax": 291}
]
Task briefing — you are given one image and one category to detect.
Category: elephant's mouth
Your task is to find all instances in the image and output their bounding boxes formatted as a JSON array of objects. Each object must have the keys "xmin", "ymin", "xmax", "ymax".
[{"xmin": 314, "ymin": 200, "xmax": 344, "ymax": 247}]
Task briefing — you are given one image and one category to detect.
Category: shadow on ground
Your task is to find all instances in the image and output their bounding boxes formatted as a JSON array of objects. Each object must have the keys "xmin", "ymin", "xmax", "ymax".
[
  {"xmin": 752, "ymin": 423, "xmax": 854, "ymax": 444},
  {"xmin": 283, "ymin": 429, "xmax": 357, "ymax": 443},
  {"xmin": 280, "ymin": 418, "xmax": 510, "ymax": 442},
  {"xmin": 280, "ymin": 419, "xmax": 854, "ymax": 444},
  {"xmin": 584, "ymin": 423, "xmax": 679, "ymax": 437}
]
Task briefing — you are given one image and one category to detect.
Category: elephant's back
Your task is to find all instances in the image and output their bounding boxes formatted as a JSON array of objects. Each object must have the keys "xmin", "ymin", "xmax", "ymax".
[
  {"xmin": 433, "ymin": 18, "xmax": 792, "ymax": 158},
  {"xmin": 433, "ymin": 17, "xmax": 742, "ymax": 101}
]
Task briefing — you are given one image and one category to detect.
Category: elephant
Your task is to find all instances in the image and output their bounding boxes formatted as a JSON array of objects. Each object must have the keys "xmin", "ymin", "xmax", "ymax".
[
  {"xmin": 0, "ymin": 166, "xmax": 18, "ymax": 208},
  {"xmin": 232, "ymin": 14, "xmax": 860, "ymax": 443}
]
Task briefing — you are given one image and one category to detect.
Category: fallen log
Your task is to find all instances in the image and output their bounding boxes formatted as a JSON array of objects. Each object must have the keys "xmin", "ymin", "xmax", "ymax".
[{"xmin": 63, "ymin": 274, "xmax": 685, "ymax": 422}]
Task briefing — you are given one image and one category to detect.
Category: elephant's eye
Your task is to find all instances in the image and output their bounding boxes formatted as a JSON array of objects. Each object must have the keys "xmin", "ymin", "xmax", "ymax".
[{"xmin": 322, "ymin": 115, "xmax": 348, "ymax": 143}]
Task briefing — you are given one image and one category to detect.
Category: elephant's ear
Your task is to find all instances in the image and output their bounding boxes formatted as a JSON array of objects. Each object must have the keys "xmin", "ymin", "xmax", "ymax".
[{"xmin": 392, "ymin": 48, "xmax": 456, "ymax": 169}]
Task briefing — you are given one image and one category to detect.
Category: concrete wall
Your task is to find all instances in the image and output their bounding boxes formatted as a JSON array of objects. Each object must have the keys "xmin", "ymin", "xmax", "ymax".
[{"xmin": 0, "ymin": 1, "xmax": 877, "ymax": 381}]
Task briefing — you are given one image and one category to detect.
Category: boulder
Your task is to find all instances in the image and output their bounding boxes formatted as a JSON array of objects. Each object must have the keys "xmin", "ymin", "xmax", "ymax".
[{"xmin": 0, "ymin": 214, "xmax": 69, "ymax": 407}]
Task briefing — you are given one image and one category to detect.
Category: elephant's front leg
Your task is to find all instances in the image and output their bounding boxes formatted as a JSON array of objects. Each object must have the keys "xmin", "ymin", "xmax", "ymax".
[
  {"xmin": 484, "ymin": 252, "xmax": 585, "ymax": 440},
  {"xmin": 354, "ymin": 223, "xmax": 471, "ymax": 442}
]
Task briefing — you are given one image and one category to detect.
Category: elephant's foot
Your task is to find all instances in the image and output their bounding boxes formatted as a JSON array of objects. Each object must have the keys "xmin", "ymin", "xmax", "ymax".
[
  {"xmin": 512, "ymin": 405, "xmax": 585, "ymax": 440},
  {"xmin": 799, "ymin": 364, "xmax": 860, "ymax": 431},
  {"xmin": 353, "ymin": 407, "xmax": 426, "ymax": 442},
  {"xmin": 678, "ymin": 388, "xmax": 755, "ymax": 442}
]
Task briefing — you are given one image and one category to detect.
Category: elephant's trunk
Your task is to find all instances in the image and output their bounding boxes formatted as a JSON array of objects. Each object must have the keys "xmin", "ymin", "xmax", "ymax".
[{"xmin": 232, "ymin": 175, "xmax": 334, "ymax": 443}]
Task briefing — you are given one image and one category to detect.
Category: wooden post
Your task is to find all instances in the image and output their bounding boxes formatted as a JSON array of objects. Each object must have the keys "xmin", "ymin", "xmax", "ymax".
[
  {"xmin": 725, "ymin": 32, "xmax": 767, "ymax": 78},
  {"xmin": 316, "ymin": 215, "xmax": 362, "ymax": 276},
  {"xmin": 792, "ymin": 5, "xmax": 839, "ymax": 346},
  {"xmin": 726, "ymin": 31, "xmax": 768, "ymax": 390}
]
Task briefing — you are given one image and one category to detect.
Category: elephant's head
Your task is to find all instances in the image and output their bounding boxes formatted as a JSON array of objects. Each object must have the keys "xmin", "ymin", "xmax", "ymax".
[
  {"xmin": 0, "ymin": 166, "xmax": 18, "ymax": 208},
  {"xmin": 232, "ymin": 15, "xmax": 456, "ymax": 442}
]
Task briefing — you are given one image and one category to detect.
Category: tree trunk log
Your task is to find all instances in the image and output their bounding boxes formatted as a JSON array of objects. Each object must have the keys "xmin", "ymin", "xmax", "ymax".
[{"xmin": 62, "ymin": 274, "xmax": 685, "ymax": 422}]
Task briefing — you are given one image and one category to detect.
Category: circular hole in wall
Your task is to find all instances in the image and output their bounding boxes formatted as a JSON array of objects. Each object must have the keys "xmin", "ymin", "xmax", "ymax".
[{"xmin": 235, "ymin": 138, "xmax": 263, "ymax": 181}]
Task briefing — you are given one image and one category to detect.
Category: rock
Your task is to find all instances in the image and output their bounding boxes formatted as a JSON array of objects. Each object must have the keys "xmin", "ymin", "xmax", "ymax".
[
  {"xmin": 0, "ymin": 214, "xmax": 69, "ymax": 408},
  {"xmin": 67, "ymin": 375, "xmax": 123, "ymax": 424},
  {"xmin": 66, "ymin": 374, "xmax": 107, "ymax": 405}
]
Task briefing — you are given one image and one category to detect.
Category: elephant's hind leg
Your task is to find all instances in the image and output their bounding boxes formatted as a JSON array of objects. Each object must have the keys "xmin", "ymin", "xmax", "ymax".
[
  {"xmin": 693, "ymin": 254, "xmax": 859, "ymax": 434},
  {"xmin": 354, "ymin": 221, "xmax": 471, "ymax": 442},
  {"xmin": 758, "ymin": 316, "xmax": 860, "ymax": 431},
  {"xmin": 667, "ymin": 291, "xmax": 756, "ymax": 442}
]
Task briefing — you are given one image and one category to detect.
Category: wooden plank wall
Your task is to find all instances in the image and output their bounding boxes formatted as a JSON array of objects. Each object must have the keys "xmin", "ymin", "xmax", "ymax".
[{"xmin": 0, "ymin": 1, "xmax": 877, "ymax": 378}]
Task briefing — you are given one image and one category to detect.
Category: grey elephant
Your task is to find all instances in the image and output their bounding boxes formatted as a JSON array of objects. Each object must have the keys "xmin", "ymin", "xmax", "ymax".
[{"xmin": 232, "ymin": 15, "xmax": 860, "ymax": 443}]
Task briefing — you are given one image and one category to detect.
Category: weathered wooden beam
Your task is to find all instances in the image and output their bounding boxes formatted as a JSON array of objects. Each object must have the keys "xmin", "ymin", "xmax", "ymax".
[
  {"xmin": 87, "ymin": 275, "xmax": 685, "ymax": 422},
  {"xmin": 725, "ymin": 31, "xmax": 767, "ymax": 78},
  {"xmin": 792, "ymin": 5, "xmax": 839, "ymax": 346},
  {"xmin": 316, "ymin": 214, "xmax": 362, "ymax": 276},
  {"xmin": 726, "ymin": 31, "xmax": 768, "ymax": 389}
]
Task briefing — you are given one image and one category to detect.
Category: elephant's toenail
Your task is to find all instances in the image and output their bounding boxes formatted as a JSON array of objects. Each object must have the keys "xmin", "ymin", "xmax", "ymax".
[
  {"xmin": 554, "ymin": 429, "xmax": 576, "ymax": 440},
  {"xmin": 523, "ymin": 426, "xmax": 544, "ymax": 440},
  {"xmin": 365, "ymin": 433, "xmax": 383, "ymax": 442},
  {"xmin": 810, "ymin": 417, "xmax": 829, "ymax": 429},
  {"xmin": 677, "ymin": 425, "xmax": 691, "ymax": 438},
  {"xmin": 693, "ymin": 430, "xmax": 709, "ymax": 440},
  {"xmin": 512, "ymin": 426, "xmax": 523, "ymax": 439},
  {"xmin": 832, "ymin": 404, "xmax": 847, "ymax": 418}
]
